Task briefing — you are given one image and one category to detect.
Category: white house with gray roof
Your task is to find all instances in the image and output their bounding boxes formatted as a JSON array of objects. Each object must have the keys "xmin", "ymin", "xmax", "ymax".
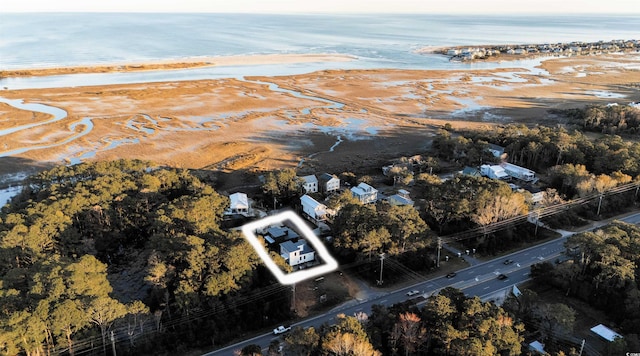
[
  {"xmin": 280, "ymin": 240, "xmax": 315, "ymax": 267},
  {"xmin": 301, "ymin": 175, "xmax": 318, "ymax": 193},
  {"xmin": 301, "ymin": 194, "xmax": 333, "ymax": 221},
  {"xmin": 351, "ymin": 182, "xmax": 378, "ymax": 204}
]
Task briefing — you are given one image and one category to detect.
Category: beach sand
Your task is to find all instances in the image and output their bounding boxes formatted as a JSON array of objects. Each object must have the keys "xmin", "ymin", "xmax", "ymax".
[
  {"xmin": 0, "ymin": 53, "xmax": 356, "ymax": 78},
  {"xmin": 1, "ymin": 54, "xmax": 639, "ymax": 189}
]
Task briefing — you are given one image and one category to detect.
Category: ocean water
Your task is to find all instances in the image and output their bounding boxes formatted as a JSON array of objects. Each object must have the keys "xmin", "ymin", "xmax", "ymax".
[{"xmin": 1, "ymin": 13, "xmax": 639, "ymax": 88}]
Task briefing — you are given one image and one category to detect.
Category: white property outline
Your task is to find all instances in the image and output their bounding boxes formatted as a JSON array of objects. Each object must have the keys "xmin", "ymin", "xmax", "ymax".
[{"xmin": 241, "ymin": 211, "xmax": 338, "ymax": 285}]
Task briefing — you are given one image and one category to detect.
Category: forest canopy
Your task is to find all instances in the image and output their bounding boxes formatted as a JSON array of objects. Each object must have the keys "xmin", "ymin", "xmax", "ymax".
[{"xmin": 0, "ymin": 159, "xmax": 261, "ymax": 355}]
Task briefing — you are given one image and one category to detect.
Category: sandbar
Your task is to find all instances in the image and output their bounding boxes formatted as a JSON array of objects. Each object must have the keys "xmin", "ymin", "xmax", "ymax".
[{"xmin": 0, "ymin": 53, "xmax": 357, "ymax": 78}]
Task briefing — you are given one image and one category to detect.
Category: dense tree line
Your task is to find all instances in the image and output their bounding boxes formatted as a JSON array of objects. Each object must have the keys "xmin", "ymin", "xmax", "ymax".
[
  {"xmin": 530, "ymin": 221, "xmax": 640, "ymax": 352},
  {"xmin": 559, "ymin": 103, "xmax": 640, "ymax": 135},
  {"xmin": 367, "ymin": 288, "xmax": 524, "ymax": 356},
  {"xmin": 0, "ymin": 160, "xmax": 289, "ymax": 355},
  {"xmin": 331, "ymin": 202, "xmax": 432, "ymax": 259},
  {"xmin": 238, "ymin": 288, "xmax": 524, "ymax": 356}
]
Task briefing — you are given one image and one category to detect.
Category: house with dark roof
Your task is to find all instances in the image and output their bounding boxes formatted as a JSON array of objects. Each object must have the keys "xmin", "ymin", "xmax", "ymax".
[
  {"xmin": 487, "ymin": 143, "xmax": 506, "ymax": 158},
  {"xmin": 280, "ymin": 240, "xmax": 315, "ymax": 267},
  {"xmin": 461, "ymin": 166, "xmax": 482, "ymax": 177},
  {"xmin": 318, "ymin": 173, "xmax": 340, "ymax": 193}
]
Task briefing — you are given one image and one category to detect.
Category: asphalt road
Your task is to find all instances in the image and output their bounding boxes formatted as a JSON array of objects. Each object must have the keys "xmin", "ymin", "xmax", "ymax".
[{"xmin": 203, "ymin": 211, "xmax": 640, "ymax": 355}]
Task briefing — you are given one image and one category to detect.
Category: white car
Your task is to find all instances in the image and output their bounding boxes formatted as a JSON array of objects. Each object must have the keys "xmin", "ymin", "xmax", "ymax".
[
  {"xmin": 273, "ymin": 325, "xmax": 291, "ymax": 335},
  {"xmin": 406, "ymin": 290, "xmax": 420, "ymax": 296}
]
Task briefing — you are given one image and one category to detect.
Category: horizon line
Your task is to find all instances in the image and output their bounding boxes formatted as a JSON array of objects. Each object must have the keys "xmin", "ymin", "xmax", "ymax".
[{"xmin": 3, "ymin": 11, "xmax": 640, "ymax": 15}]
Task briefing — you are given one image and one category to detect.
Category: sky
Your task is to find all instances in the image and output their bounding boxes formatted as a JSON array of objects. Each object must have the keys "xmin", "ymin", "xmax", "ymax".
[{"xmin": 3, "ymin": 0, "xmax": 640, "ymax": 14}]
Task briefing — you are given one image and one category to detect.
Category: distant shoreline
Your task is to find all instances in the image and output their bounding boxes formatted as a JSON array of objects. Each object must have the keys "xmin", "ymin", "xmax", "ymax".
[
  {"xmin": 417, "ymin": 39, "xmax": 640, "ymax": 62},
  {"xmin": 0, "ymin": 53, "xmax": 357, "ymax": 78}
]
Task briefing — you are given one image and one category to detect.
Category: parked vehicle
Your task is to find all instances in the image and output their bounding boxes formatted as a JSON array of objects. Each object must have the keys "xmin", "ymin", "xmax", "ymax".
[
  {"xmin": 406, "ymin": 290, "xmax": 420, "ymax": 296},
  {"xmin": 497, "ymin": 274, "xmax": 508, "ymax": 280},
  {"xmin": 446, "ymin": 272, "xmax": 457, "ymax": 278},
  {"xmin": 273, "ymin": 325, "xmax": 291, "ymax": 335}
]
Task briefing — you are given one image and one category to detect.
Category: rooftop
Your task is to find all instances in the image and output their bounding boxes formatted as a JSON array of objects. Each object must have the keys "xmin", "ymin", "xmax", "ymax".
[{"xmin": 301, "ymin": 175, "xmax": 318, "ymax": 184}]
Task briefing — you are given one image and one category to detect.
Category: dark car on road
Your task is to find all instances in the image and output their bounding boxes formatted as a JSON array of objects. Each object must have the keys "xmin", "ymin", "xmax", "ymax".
[
  {"xmin": 497, "ymin": 274, "xmax": 508, "ymax": 280},
  {"xmin": 446, "ymin": 272, "xmax": 457, "ymax": 278},
  {"xmin": 503, "ymin": 259, "xmax": 514, "ymax": 265}
]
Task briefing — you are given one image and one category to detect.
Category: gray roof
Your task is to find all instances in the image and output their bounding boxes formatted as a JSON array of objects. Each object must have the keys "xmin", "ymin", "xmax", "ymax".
[
  {"xmin": 280, "ymin": 239, "xmax": 314, "ymax": 254},
  {"xmin": 267, "ymin": 226, "xmax": 288, "ymax": 238},
  {"xmin": 301, "ymin": 175, "xmax": 318, "ymax": 184},
  {"xmin": 462, "ymin": 166, "xmax": 481, "ymax": 176},
  {"xmin": 388, "ymin": 194, "xmax": 413, "ymax": 206},
  {"xmin": 318, "ymin": 173, "xmax": 338, "ymax": 182}
]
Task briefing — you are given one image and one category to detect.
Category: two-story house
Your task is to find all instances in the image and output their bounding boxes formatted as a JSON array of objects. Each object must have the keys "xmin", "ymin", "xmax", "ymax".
[
  {"xmin": 351, "ymin": 182, "xmax": 378, "ymax": 204},
  {"xmin": 318, "ymin": 173, "xmax": 340, "ymax": 193},
  {"xmin": 301, "ymin": 175, "xmax": 318, "ymax": 193},
  {"xmin": 280, "ymin": 240, "xmax": 315, "ymax": 267},
  {"xmin": 301, "ymin": 194, "xmax": 333, "ymax": 221}
]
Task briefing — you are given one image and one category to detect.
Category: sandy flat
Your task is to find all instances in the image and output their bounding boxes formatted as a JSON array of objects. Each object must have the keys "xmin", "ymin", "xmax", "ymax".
[
  {"xmin": 1, "ymin": 54, "xmax": 639, "ymax": 188},
  {"xmin": 0, "ymin": 53, "xmax": 356, "ymax": 78}
]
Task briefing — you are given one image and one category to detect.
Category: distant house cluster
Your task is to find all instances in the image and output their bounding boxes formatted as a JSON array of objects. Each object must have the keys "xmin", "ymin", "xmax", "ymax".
[
  {"xmin": 460, "ymin": 144, "xmax": 544, "ymax": 203},
  {"xmin": 442, "ymin": 39, "xmax": 640, "ymax": 61}
]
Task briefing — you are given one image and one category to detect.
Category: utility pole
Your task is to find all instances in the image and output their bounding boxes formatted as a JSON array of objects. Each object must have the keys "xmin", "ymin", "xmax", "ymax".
[
  {"xmin": 578, "ymin": 339, "xmax": 585, "ymax": 356},
  {"xmin": 291, "ymin": 283, "xmax": 296, "ymax": 311},
  {"xmin": 377, "ymin": 253, "xmax": 385, "ymax": 285},
  {"xmin": 436, "ymin": 237, "xmax": 442, "ymax": 268},
  {"xmin": 110, "ymin": 330, "xmax": 117, "ymax": 356},
  {"xmin": 596, "ymin": 193, "xmax": 604, "ymax": 216}
]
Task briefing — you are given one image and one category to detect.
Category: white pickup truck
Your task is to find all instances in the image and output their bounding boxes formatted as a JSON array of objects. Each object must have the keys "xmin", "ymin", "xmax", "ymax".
[{"xmin": 273, "ymin": 325, "xmax": 291, "ymax": 335}]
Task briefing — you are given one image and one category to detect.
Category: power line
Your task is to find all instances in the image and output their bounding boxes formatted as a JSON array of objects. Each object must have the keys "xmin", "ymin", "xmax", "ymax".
[{"xmin": 440, "ymin": 181, "xmax": 640, "ymax": 244}]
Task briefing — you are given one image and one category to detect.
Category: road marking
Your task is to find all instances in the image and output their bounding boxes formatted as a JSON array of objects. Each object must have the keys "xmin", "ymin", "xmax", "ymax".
[
  {"xmin": 379, "ymin": 299, "xmax": 387, "ymax": 303},
  {"xmin": 523, "ymin": 252, "xmax": 529, "ymax": 255},
  {"xmin": 483, "ymin": 286, "xmax": 490, "ymax": 290}
]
